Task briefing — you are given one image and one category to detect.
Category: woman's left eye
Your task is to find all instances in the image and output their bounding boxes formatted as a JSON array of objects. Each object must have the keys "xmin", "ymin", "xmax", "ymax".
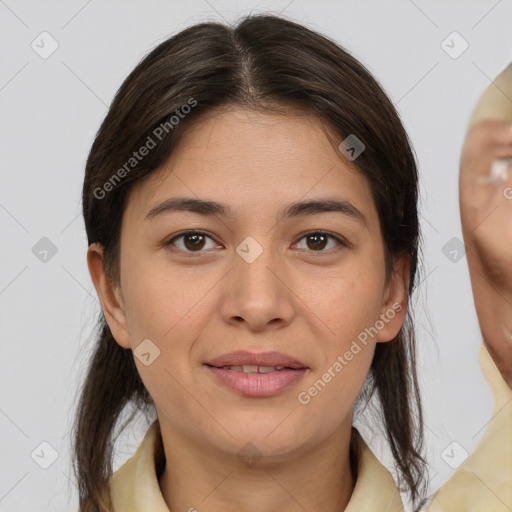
[
  {"xmin": 294, "ymin": 232, "xmax": 346, "ymax": 253},
  {"xmin": 164, "ymin": 230, "xmax": 346, "ymax": 254}
]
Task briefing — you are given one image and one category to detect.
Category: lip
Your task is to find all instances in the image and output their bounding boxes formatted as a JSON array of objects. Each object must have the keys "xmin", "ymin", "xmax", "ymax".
[
  {"xmin": 204, "ymin": 350, "xmax": 309, "ymax": 398},
  {"xmin": 206, "ymin": 366, "xmax": 308, "ymax": 397},
  {"xmin": 205, "ymin": 350, "xmax": 307, "ymax": 369}
]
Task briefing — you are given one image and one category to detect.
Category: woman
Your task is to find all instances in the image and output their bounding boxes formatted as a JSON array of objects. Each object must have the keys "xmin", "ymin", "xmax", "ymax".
[{"xmin": 73, "ymin": 13, "xmax": 429, "ymax": 511}]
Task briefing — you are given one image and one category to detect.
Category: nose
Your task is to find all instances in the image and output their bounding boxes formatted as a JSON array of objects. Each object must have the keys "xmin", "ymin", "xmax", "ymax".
[{"xmin": 220, "ymin": 239, "xmax": 296, "ymax": 332}]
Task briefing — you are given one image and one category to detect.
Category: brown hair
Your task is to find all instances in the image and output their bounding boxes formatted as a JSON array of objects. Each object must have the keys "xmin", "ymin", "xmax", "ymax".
[{"xmin": 73, "ymin": 13, "xmax": 426, "ymax": 511}]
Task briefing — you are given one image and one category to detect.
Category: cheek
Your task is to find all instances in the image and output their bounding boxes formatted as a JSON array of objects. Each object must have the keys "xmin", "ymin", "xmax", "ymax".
[
  {"xmin": 290, "ymin": 264, "xmax": 383, "ymax": 417},
  {"xmin": 293, "ymin": 336, "xmax": 375, "ymax": 448},
  {"xmin": 297, "ymin": 264, "xmax": 385, "ymax": 344},
  {"xmin": 120, "ymin": 253, "xmax": 216, "ymax": 346}
]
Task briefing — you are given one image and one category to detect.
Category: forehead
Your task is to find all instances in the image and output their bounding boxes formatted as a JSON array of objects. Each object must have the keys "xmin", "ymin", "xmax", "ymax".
[{"xmin": 124, "ymin": 107, "xmax": 379, "ymax": 229}]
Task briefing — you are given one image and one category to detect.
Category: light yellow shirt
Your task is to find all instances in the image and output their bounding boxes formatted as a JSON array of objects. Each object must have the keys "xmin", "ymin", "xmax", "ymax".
[
  {"xmin": 419, "ymin": 343, "xmax": 512, "ymax": 511},
  {"xmin": 108, "ymin": 422, "xmax": 404, "ymax": 512}
]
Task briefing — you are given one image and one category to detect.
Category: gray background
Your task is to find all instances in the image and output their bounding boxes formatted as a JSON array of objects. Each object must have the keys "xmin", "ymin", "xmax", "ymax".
[{"xmin": 1, "ymin": 0, "xmax": 511, "ymax": 510}]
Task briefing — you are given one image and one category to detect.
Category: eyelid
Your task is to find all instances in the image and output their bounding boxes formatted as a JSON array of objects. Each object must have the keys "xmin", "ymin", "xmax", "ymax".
[{"xmin": 164, "ymin": 229, "xmax": 349, "ymax": 255}]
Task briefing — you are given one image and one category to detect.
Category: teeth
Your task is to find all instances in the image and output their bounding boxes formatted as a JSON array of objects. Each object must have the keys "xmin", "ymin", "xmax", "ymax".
[
  {"xmin": 258, "ymin": 366, "xmax": 276, "ymax": 373},
  {"xmin": 220, "ymin": 365, "xmax": 287, "ymax": 373}
]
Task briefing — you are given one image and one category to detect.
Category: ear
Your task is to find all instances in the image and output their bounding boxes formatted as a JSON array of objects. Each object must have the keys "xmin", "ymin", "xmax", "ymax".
[
  {"xmin": 375, "ymin": 252, "xmax": 410, "ymax": 343},
  {"xmin": 87, "ymin": 243, "xmax": 131, "ymax": 349}
]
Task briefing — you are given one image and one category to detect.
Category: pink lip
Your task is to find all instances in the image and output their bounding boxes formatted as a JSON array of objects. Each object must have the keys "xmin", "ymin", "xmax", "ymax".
[
  {"xmin": 206, "ymin": 367, "xmax": 308, "ymax": 397},
  {"xmin": 204, "ymin": 350, "xmax": 308, "ymax": 397},
  {"xmin": 205, "ymin": 350, "xmax": 307, "ymax": 369}
]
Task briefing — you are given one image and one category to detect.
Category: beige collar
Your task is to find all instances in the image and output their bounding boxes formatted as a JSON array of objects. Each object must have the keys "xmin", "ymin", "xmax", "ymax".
[{"xmin": 109, "ymin": 421, "xmax": 403, "ymax": 511}]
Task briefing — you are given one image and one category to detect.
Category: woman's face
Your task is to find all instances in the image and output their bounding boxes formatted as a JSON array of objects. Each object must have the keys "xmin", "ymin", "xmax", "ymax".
[{"xmin": 91, "ymin": 106, "xmax": 408, "ymax": 462}]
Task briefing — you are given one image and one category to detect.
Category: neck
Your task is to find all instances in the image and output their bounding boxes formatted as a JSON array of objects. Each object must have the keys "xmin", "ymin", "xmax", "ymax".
[{"xmin": 157, "ymin": 419, "xmax": 356, "ymax": 512}]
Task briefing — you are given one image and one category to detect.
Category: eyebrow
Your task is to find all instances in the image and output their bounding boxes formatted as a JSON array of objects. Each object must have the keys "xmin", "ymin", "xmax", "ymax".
[{"xmin": 145, "ymin": 196, "xmax": 368, "ymax": 228}]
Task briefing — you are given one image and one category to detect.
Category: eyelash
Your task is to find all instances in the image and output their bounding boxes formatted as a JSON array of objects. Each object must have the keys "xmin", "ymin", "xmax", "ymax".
[{"xmin": 163, "ymin": 230, "xmax": 348, "ymax": 256}]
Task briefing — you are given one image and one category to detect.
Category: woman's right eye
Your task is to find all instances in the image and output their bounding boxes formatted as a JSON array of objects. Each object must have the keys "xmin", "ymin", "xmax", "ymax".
[{"xmin": 164, "ymin": 230, "xmax": 221, "ymax": 254}]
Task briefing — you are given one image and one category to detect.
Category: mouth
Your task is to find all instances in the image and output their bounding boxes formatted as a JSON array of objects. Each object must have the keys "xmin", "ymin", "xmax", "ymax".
[
  {"xmin": 205, "ymin": 364, "xmax": 298, "ymax": 373},
  {"xmin": 204, "ymin": 351, "xmax": 309, "ymax": 397}
]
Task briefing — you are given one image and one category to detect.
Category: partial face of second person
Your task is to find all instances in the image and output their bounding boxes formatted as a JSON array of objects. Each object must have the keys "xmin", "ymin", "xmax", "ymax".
[{"xmin": 89, "ymin": 106, "xmax": 409, "ymax": 468}]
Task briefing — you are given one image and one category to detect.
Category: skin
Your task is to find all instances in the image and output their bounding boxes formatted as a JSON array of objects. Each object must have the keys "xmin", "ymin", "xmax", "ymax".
[{"xmin": 88, "ymin": 107, "xmax": 409, "ymax": 512}]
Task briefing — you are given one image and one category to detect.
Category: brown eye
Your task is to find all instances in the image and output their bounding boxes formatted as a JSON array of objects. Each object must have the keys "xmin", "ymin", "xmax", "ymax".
[
  {"xmin": 183, "ymin": 233, "xmax": 206, "ymax": 251},
  {"xmin": 166, "ymin": 231, "xmax": 219, "ymax": 253},
  {"xmin": 295, "ymin": 231, "xmax": 346, "ymax": 253},
  {"xmin": 306, "ymin": 233, "xmax": 328, "ymax": 251}
]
